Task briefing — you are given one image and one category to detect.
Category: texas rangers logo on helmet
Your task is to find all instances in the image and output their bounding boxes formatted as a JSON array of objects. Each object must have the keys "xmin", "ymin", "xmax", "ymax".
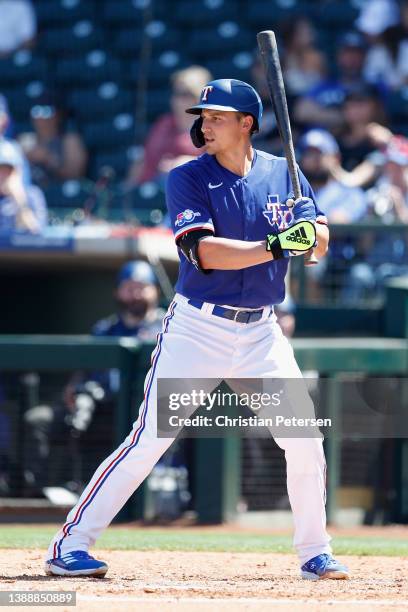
[
  {"xmin": 175, "ymin": 209, "xmax": 201, "ymax": 227},
  {"xmin": 263, "ymin": 195, "xmax": 293, "ymax": 230},
  {"xmin": 201, "ymin": 85, "xmax": 213, "ymax": 101}
]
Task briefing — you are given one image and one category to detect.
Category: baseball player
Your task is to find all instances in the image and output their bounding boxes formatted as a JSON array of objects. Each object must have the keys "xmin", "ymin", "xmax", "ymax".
[{"xmin": 45, "ymin": 79, "xmax": 349, "ymax": 581}]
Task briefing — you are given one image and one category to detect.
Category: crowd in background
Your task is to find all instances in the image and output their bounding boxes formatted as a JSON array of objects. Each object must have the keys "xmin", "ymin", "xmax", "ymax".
[{"xmin": 1, "ymin": 0, "xmax": 408, "ymax": 301}]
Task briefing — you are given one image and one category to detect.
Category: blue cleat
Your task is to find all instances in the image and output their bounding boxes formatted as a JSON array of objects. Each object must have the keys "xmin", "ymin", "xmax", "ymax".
[
  {"xmin": 301, "ymin": 553, "xmax": 350, "ymax": 581},
  {"xmin": 45, "ymin": 550, "xmax": 108, "ymax": 577}
]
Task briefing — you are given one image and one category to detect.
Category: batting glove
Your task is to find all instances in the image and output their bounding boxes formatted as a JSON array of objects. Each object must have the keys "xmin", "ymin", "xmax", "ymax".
[
  {"xmin": 287, "ymin": 196, "xmax": 317, "ymax": 224},
  {"xmin": 266, "ymin": 220, "xmax": 316, "ymax": 260}
]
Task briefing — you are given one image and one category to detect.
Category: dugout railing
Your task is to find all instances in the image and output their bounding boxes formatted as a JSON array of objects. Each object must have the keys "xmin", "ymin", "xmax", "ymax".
[{"xmin": 1, "ymin": 331, "xmax": 408, "ymax": 525}]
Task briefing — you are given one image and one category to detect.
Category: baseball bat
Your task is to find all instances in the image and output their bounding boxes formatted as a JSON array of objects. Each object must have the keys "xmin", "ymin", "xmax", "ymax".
[{"xmin": 256, "ymin": 30, "xmax": 318, "ymax": 265}]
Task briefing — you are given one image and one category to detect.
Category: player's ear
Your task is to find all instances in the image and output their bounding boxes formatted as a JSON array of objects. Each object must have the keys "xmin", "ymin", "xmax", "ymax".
[{"xmin": 241, "ymin": 114, "xmax": 254, "ymax": 135}]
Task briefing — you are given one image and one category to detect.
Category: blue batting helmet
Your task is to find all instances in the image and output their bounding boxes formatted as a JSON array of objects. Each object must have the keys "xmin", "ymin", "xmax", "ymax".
[{"xmin": 185, "ymin": 79, "xmax": 263, "ymax": 131}]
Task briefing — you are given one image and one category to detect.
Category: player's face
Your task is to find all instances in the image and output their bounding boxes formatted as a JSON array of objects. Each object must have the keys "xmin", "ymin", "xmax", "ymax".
[{"xmin": 201, "ymin": 109, "xmax": 250, "ymax": 154}]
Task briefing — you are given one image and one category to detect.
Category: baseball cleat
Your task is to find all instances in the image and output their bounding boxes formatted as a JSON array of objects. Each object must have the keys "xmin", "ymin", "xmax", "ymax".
[
  {"xmin": 45, "ymin": 550, "xmax": 108, "ymax": 577},
  {"xmin": 301, "ymin": 553, "xmax": 350, "ymax": 581}
]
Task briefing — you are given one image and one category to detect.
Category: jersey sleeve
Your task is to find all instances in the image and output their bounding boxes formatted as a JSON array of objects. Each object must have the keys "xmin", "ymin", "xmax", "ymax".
[
  {"xmin": 298, "ymin": 168, "xmax": 328, "ymax": 226},
  {"xmin": 166, "ymin": 165, "xmax": 215, "ymax": 243}
]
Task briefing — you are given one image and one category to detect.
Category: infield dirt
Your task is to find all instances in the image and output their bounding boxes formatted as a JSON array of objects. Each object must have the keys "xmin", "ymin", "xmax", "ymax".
[{"xmin": 1, "ymin": 549, "xmax": 407, "ymax": 611}]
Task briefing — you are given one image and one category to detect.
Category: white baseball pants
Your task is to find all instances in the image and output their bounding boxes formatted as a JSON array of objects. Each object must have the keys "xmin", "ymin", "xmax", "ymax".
[{"xmin": 48, "ymin": 293, "xmax": 331, "ymax": 565}]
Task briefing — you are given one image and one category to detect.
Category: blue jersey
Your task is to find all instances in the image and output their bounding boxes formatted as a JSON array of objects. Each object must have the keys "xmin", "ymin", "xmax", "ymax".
[{"xmin": 166, "ymin": 150, "xmax": 325, "ymax": 308}]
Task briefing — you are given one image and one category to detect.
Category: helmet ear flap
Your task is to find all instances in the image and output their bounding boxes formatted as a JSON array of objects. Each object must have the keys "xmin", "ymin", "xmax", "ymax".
[{"xmin": 190, "ymin": 117, "xmax": 205, "ymax": 148}]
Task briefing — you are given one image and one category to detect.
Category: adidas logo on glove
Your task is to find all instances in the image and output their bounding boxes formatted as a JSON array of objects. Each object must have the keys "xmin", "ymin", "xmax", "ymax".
[
  {"xmin": 286, "ymin": 225, "xmax": 312, "ymax": 246},
  {"xmin": 266, "ymin": 221, "xmax": 316, "ymax": 259}
]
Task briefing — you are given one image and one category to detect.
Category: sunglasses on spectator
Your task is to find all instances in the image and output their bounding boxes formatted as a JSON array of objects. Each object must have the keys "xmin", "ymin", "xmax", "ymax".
[{"xmin": 30, "ymin": 105, "xmax": 57, "ymax": 119}]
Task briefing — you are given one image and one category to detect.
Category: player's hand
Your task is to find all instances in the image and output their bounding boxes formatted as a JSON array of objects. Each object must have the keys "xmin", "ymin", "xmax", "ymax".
[
  {"xmin": 287, "ymin": 196, "xmax": 316, "ymax": 224},
  {"xmin": 266, "ymin": 221, "xmax": 316, "ymax": 259}
]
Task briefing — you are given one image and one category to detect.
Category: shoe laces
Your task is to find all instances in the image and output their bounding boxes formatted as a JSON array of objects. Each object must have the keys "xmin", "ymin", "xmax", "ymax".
[
  {"xmin": 308, "ymin": 554, "xmax": 330, "ymax": 570},
  {"xmin": 71, "ymin": 551, "xmax": 94, "ymax": 560}
]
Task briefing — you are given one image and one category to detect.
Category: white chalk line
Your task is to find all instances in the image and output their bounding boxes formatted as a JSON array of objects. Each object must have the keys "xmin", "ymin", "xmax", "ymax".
[{"xmin": 78, "ymin": 595, "xmax": 408, "ymax": 606}]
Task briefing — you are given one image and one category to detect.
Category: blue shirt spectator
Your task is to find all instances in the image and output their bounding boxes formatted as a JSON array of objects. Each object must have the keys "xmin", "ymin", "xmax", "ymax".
[
  {"xmin": 299, "ymin": 129, "xmax": 367, "ymax": 223},
  {"xmin": 314, "ymin": 180, "xmax": 367, "ymax": 223},
  {"xmin": 0, "ymin": 140, "xmax": 47, "ymax": 234},
  {"xmin": 294, "ymin": 32, "xmax": 371, "ymax": 131}
]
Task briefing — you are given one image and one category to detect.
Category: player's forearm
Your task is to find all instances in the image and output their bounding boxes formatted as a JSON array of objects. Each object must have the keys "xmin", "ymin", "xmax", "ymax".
[
  {"xmin": 198, "ymin": 236, "xmax": 272, "ymax": 270},
  {"xmin": 313, "ymin": 224, "xmax": 329, "ymax": 259}
]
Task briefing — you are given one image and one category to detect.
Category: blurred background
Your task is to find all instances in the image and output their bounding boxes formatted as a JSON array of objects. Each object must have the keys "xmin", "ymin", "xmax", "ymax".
[{"xmin": 1, "ymin": 0, "xmax": 408, "ymax": 529}]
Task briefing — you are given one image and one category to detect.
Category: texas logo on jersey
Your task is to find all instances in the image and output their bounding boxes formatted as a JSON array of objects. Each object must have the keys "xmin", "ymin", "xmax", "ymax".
[
  {"xmin": 263, "ymin": 194, "xmax": 294, "ymax": 230},
  {"xmin": 175, "ymin": 209, "xmax": 201, "ymax": 227}
]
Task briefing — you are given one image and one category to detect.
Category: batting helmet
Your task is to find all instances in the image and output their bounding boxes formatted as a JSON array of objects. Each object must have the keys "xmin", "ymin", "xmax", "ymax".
[{"xmin": 185, "ymin": 79, "xmax": 263, "ymax": 131}]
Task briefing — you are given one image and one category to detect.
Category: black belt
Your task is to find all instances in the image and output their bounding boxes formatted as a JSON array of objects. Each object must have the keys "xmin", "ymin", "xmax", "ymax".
[{"xmin": 188, "ymin": 298, "xmax": 269, "ymax": 324}]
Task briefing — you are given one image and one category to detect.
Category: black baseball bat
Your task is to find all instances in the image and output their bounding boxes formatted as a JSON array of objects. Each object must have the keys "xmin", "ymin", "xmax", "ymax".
[{"xmin": 256, "ymin": 30, "xmax": 318, "ymax": 264}]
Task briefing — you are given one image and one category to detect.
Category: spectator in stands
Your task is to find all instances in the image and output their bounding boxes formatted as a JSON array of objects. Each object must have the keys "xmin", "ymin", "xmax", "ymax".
[
  {"xmin": 127, "ymin": 65, "xmax": 212, "ymax": 185},
  {"xmin": 0, "ymin": 140, "xmax": 47, "ymax": 234},
  {"xmin": 250, "ymin": 17, "xmax": 327, "ymax": 155},
  {"xmin": 280, "ymin": 17, "xmax": 327, "ymax": 98},
  {"xmin": 356, "ymin": 0, "xmax": 408, "ymax": 89},
  {"xmin": 19, "ymin": 93, "xmax": 88, "ymax": 188},
  {"xmin": 343, "ymin": 141, "xmax": 408, "ymax": 301},
  {"xmin": 299, "ymin": 129, "xmax": 367, "ymax": 302},
  {"xmin": 294, "ymin": 31, "xmax": 368, "ymax": 132},
  {"xmin": 337, "ymin": 84, "xmax": 387, "ymax": 172},
  {"xmin": 0, "ymin": 93, "xmax": 31, "ymax": 184},
  {"xmin": 92, "ymin": 260, "xmax": 164, "ymax": 341},
  {"xmin": 299, "ymin": 129, "xmax": 367, "ymax": 222},
  {"xmin": 365, "ymin": 136, "xmax": 408, "ymax": 222},
  {"xmin": 326, "ymin": 122, "xmax": 404, "ymax": 190},
  {"xmin": 0, "ymin": 0, "xmax": 36, "ymax": 58}
]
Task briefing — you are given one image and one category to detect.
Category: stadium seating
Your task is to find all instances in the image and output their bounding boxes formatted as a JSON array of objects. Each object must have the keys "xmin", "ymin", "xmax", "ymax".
[
  {"xmin": 39, "ymin": 21, "xmax": 105, "ymax": 57},
  {"xmin": 3, "ymin": 81, "xmax": 49, "ymax": 122},
  {"xmin": 317, "ymin": 1, "xmax": 359, "ymax": 28},
  {"xmin": 128, "ymin": 52, "xmax": 190, "ymax": 88},
  {"xmin": 205, "ymin": 52, "xmax": 254, "ymax": 83},
  {"xmin": 1, "ymin": 0, "xmax": 397, "ymax": 219},
  {"xmin": 174, "ymin": 0, "xmax": 239, "ymax": 26},
  {"xmin": 43, "ymin": 179, "xmax": 92, "ymax": 209},
  {"xmin": 35, "ymin": 0, "xmax": 96, "ymax": 27},
  {"xmin": 188, "ymin": 23, "xmax": 253, "ymax": 59},
  {"xmin": 101, "ymin": 0, "xmax": 167, "ymax": 26},
  {"xmin": 246, "ymin": 0, "xmax": 313, "ymax": 28},
  {"xmin": 56, "ymin": 51, "xmax": 124, "ymax": 87},
  {"xmin": 387, "ymin": 88, "xmax": 408, "ymax": 124},
  {"xmin": 82, "ymin": 113, "xmax": 144, "ymax": 151},
  {"xmin": 130, "ymin": 181, "xmax": 166, "ymax": 209},
  {"xmin": 113, "ymin": 22, "xmax": 180, "ymax": 58},
  {"xmin": 90, "ymin": 147, "xmax": 135, "ymax": 180},
  {"xmin": 68, "ymin": 82, "xmax": 135, "ymax": 120},
  {"xmin": 0, "ymin": 51, "xmax": 48, "ymax": 87}
]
